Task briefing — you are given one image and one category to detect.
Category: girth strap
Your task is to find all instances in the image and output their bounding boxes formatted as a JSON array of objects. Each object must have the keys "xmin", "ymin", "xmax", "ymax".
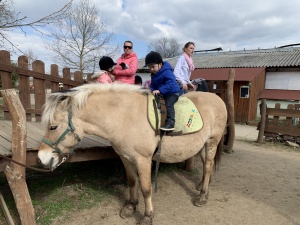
[{"xmin": 154, "ymin": 131, "xmax": 165, "ymax": 193}]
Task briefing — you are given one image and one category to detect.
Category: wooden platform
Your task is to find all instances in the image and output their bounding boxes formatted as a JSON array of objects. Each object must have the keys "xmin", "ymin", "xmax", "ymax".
[{"xmin": 0, "ymin": 120, "xmax": 118, "ymax": 172}]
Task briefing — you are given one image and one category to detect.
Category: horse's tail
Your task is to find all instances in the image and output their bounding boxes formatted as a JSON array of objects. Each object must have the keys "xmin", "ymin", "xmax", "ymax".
[{"xmin": 214, "ymin": 134, "xmax": 224, "ymax": 171}]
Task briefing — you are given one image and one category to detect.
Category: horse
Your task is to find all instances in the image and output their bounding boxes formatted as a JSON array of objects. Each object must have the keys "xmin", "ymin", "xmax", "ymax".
[{"xmin": 38, "ymin": 83, "xmax": 227, "ymax": 225}]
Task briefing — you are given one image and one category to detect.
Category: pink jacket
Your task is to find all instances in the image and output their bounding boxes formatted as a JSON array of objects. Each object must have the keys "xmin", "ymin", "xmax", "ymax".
[
  {"xmin": 113, "ymin": 52, "xmax": 138, "ymax": 84},
  {"xmin": 91, "ymin": 71, "xmax": 112, "ymax": 84}
]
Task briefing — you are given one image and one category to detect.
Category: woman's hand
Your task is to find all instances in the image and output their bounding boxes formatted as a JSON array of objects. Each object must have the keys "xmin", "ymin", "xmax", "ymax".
[
  {"xmin": 152, "ymin": 90, "xmax": 160, "ymax": 95},
  {"xmin": 182, "ymin": 83, "xmax": 188, "ymax": 90}
]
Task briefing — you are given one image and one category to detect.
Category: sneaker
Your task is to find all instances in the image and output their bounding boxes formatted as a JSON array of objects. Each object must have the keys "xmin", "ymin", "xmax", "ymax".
[{"xmin": 160, "ymin": 124, "xmax": 175, "ymax": 131}]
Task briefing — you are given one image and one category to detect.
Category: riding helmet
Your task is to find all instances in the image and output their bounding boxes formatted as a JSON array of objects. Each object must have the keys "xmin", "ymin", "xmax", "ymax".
[
  {"xmin": 145, "ymin": 51, "xmax": 163, "ymax": 67},
  {"xmin": 99, "ymin": 56, "xmax": 116, "ymax": 71}
]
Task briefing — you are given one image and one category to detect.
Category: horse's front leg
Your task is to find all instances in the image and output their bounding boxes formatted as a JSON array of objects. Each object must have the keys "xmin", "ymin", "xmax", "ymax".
[
  {"xmin": 119, "ymin": 156, "xmax": 139, "ymax": 218},
  {"xmin": 136, "ymin": 157, "xmax": 154, "ymax": 225},
  {"xmin": 194, "ymin": 139, "xmax": 217, "ymax": 206}
]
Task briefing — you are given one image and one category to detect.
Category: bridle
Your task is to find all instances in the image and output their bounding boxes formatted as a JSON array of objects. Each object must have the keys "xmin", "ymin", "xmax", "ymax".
[
  {"xmin": 0, "ymin": 109, "xmax": 82, "ymax": 172},
  {"xmin": 42, "ymin": 109, "xmax": 81, "ymax": 168}
]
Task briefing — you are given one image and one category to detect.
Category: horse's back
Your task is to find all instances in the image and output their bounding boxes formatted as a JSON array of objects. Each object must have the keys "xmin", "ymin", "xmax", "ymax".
[{"xmin": 184, "ymin": 91, "xmax": 227, "ymax": 118}]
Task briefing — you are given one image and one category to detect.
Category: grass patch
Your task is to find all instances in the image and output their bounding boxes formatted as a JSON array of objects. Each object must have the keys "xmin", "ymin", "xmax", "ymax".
[
  {"xmin": 0, "ymin": 158, "xmax": 189, "ymax": 225},
  {"xmin": 0, "ymin": 159, "xmax": 128, "ymax": 225}
]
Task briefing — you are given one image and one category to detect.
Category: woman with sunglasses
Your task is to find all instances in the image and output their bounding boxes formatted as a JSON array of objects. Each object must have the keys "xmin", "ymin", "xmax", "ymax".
[{"xmin": 112, "ymin": 40, "xmax": 138, "ymax": 84}]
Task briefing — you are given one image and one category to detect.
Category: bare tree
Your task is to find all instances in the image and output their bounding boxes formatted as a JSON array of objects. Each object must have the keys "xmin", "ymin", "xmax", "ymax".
[
  {"xmin": 148, "ymin": 37, "xmax": 181, "ymax": 58},
  {"xmin": 24, "ymin": 49, "xmax": 38, "ymax": 69},
  {"xmin": 0, "ymin": 0, "xmax": 72, "ymax": 53},
  {"xmin": 45, "ymin": 0, "xmax": 119, "ymax": 73}
]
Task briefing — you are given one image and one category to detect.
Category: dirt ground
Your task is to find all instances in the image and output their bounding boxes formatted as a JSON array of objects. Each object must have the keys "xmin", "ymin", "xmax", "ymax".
[{"xmin": 51, "ymin": 140, "xmax": 300, "ymax": 225}]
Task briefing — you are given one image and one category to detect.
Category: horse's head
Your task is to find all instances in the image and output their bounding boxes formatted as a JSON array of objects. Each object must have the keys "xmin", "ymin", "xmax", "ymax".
[{"xmin": 38, "ymin": 105, "xmax": 83, "ymax": 171}]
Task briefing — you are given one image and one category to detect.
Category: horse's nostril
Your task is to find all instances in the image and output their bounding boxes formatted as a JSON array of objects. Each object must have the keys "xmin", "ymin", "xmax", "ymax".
[{"xmin": 50, "ymin": 157, "xmax": 54, "ymax": 168}]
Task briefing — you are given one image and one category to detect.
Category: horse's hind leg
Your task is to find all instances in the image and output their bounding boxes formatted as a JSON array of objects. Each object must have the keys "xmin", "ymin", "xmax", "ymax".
[
  {"xmin": 196, "ymin": 146, "xmax": 206, "ymax": 191},
  {"xmin": 119, "ymin": 156, "xmax": 139, "ymax": 218},
  {"xmin": 194, "ymin": 138, "xmax": 217, "ymax": 206}
]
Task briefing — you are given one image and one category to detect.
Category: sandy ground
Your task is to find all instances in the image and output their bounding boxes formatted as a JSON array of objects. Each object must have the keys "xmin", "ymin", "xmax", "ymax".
[{"xmin": 50, "ymin": 139, "xmax": 300, "ymax": 225}]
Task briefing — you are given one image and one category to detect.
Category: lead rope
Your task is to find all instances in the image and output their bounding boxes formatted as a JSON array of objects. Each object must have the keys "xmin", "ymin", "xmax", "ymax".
[{"xmin": 0, "ymin": 154, "xmax": 52, "ymax": 172}]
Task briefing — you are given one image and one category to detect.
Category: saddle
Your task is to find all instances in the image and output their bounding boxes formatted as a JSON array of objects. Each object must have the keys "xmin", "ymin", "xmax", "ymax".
[{"xmin": 147, "ymin": 94, "xmax": 203, "ymax": 135}]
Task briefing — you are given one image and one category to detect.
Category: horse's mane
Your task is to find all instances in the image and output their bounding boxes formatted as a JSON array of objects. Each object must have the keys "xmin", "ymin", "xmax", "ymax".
[{"xmin": 42, "ymin": 83, "xmax": 150, "ymax": 124}]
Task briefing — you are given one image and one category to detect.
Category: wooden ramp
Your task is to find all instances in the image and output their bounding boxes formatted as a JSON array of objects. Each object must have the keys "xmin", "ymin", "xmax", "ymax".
[{"xmin": 0, "ymin": 120, "xmax": 118, "ymax": 172}]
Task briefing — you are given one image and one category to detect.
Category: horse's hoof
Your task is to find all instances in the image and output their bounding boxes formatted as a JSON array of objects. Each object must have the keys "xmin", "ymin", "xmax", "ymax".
[
  {"xmin": 120, "ymin": 204, "xmax": 136, "ymax": 218},
  {"xmin": 196, "ymin": 182, "xmax": 203, "ymax": 191},
  {"xmin": 138, "ymin": 216, "xmax": 153, "ymax": 225},
  {"xmin": 194, "ymin": 196, "xmax": 207, "ymax": 207}
]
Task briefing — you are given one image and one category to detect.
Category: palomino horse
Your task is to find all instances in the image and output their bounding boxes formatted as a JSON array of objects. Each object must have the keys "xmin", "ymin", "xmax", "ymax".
[{"xmin": 38, "ymin": 83, "xmax": 227, "ymax": 225}]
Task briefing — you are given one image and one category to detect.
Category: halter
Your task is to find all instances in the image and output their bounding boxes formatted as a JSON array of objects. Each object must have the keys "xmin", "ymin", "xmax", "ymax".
[{"xmin": 42, "ymin": 109, "xmax": 81, "ymax": 161}]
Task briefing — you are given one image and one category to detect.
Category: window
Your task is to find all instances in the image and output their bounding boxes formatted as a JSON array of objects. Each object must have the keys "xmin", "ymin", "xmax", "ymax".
[{"xmin": 240, "ymin": 86, "xmax": 249, "ymax": 98}]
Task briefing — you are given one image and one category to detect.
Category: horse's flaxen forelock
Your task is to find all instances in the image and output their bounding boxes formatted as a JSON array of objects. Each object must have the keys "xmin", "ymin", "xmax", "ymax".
[{"xmin": 42, "ymin": 83, "xmax": 150, "ymax": 124}]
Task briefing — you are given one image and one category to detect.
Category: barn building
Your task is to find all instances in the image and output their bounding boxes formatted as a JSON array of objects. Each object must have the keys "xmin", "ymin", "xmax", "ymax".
[{"xmin": 138, "ymin": 47, "xmax": 300, "ymax": 123}]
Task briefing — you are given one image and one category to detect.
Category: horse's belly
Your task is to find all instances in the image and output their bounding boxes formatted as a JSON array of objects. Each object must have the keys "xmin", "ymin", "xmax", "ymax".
[{"xmin": 154, "ymin": 138, "xmax": 204, "ymax": 163}]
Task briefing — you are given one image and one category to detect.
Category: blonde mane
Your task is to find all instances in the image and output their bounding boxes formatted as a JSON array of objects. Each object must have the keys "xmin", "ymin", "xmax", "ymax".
[{"xmin": 42, "ymin": 83, "xmax": 150, "ymax": 124}]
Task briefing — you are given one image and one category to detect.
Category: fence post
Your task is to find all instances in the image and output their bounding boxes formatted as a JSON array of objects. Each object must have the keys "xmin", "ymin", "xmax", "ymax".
[
  {"xmin": 1, "ymin": 89, "xmax": 36, "ymax": 225},
  {"xmin": 32, "ymin": 60, "xmax": 46, "ymax": 122},
  {"xmin": 18, "ymin": 55, "xmax": 31, "ymax": 121},
  {"xmin": 74, "ymin": 71, "xmax": 83, "ymax": 82},
  {"xmin": 257, "ymin": 99, "xmax": 266, "ymax": 143},
  {"xmin": 0, "ymin": 50, "xmax": 13, "ymax": 120},
  {"xmin": 225, "ymin": 68, "xmax": 235, "ymax": 153},
  {"xmin": 50, "ymin": 64, "xmax": 59, "ymax": 92},
  {"xmin": 62, "ymin": 68, "xmax": 71, "ymax": 89}
]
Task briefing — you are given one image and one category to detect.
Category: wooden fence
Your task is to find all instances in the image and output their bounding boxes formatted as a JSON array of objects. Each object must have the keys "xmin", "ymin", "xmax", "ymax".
[
  {"xmin": 0, "ymin": 50, "xmax": 86, "ymax": 121},
  {"xmin": 257, "ymin": 99, "xmax": 300, "ymax": 142}
]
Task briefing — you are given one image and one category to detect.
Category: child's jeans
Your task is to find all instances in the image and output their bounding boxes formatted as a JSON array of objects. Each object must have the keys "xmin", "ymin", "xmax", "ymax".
[{"xmin": 164, "ymin": 93, "xmax": 179, "ymax": 126}]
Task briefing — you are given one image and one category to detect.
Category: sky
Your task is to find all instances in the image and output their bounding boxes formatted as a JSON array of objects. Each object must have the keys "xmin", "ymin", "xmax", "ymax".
[{"xmin": 5, "ymin": 0, "xmax": 300, "ymax": 70}]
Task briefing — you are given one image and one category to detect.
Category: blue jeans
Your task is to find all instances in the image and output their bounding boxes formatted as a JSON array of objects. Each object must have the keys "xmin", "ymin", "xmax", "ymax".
[{"xmin": 163, "ymin": 93, "xmax": 179, "ymax": 126}]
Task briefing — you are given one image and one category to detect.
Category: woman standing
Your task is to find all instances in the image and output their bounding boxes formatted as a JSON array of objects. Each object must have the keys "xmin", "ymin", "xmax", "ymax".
[
  {"xmin": 174, "ymin": 42, "xmax": 195, "ymax": 95},
  {"xmin": 112, "ymin": 40, "xmax": 138, "ymax": 84}
]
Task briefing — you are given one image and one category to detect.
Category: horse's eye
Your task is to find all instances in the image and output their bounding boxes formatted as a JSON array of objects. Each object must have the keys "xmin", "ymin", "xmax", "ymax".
[{"xmin": 49, "ymin": 126, "xmax": 58, "ymax": 131}]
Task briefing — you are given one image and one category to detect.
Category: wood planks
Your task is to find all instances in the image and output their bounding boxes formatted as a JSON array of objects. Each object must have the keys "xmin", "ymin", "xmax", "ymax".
[{"xmin": 0, "ymin": 120, "xmax": 112, "ymax": 156}]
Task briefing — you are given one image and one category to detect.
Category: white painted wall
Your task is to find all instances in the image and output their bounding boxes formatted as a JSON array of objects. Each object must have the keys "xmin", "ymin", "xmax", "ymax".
[
  {"xmin": 265, "ymin": 72, "xmax": 300, "ymax": 90},
  {"xmin": 136, "ymin": 72, "xmax": 151, "ymax": 85}
]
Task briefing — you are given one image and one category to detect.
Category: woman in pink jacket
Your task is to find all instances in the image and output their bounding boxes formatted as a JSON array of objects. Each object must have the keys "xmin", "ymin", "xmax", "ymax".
[{"xmin": 112, "ymin": 40, "xmax": 138, "ymax": 84}]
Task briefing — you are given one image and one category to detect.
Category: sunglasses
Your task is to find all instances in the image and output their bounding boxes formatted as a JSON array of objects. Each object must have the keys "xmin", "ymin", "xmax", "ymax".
[{"xmin": 124, "ymin": 46, "xmax": 132, "ymax": 49}]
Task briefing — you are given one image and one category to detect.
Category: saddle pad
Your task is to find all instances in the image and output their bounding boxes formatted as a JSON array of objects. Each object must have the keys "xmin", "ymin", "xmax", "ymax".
[{"xmin": 147, "ymin": 95, "xmax": 203, "ymax": 134}]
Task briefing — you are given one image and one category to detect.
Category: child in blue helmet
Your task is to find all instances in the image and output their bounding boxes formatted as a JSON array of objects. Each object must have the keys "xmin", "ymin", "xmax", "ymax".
[{"xmin": 145, "ymin": 51, "xmax": 180, "ymax": 131}]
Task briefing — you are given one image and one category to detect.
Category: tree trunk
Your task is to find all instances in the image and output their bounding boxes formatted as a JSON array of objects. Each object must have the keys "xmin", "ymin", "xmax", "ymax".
[
  {"xmin": 225, "ymin": 69, "xmax": 235, "ymax": 153},
  {"xmin": 1, "ymin": 89, "xmax": 36, "ymax": 225}
]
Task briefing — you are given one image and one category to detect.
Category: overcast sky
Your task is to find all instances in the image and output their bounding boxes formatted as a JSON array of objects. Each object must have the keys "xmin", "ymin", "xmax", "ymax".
[{"xmin": 7, "ymin": 0, "xmax": 300, "ymax": 69}]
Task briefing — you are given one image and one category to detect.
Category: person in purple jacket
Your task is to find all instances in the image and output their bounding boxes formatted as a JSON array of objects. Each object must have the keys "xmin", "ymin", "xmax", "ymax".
[{"xmin": 145, "ymin": 51, "xmax": 180, "ymax": 131}]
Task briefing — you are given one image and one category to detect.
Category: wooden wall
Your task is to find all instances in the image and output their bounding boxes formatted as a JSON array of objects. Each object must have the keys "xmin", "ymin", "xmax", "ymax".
[{"xmin": 231, "ymin": 69, "xmax": 266, "ymax": 123}]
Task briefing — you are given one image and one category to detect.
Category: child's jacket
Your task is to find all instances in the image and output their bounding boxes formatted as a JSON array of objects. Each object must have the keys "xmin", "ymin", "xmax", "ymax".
[{"xmin": 150, "ymin": 61, "xmax": 180, "ymax": 96}]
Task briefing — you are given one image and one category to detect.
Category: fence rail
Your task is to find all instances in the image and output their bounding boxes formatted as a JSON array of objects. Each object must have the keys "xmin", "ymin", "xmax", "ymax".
[
  {"xmin": 257, "ymin": 99, "xmax": 300, "ymax": 142},
  {"xmin": 0, "ymin": 50, "xmax": 85, "ymax": 121}
]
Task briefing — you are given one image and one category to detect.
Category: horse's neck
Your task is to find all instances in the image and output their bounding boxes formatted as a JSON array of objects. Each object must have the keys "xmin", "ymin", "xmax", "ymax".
[{"xmin": 79, "ymin": 92, "xmax": 145, "ymax": 140}]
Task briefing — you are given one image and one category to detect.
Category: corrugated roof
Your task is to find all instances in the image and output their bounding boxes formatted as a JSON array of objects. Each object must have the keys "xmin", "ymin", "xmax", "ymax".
[
  {"xmin": 138, "ymin": 47, "xmax": 300, "ymax": 70},
  {"xmin": 259, "ymin": 89, "xmax": 300, "ymax": 101},
  {"xmin": 190, "ymin": 67, "xmax": 265, "ymax": 81}
]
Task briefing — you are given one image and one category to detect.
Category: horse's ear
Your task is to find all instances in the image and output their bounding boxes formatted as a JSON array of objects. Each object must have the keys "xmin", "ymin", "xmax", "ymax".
[
  {"xmin": 60, "ymin": 96, "xmax": 69, "ymax": 102},
  {"xmin": 53, "ymin": 89, "xmax": 76, "ymax": 102},
  {"xmin": 53, "ymin": 89, "xmax": 76, "ymax": 94}
]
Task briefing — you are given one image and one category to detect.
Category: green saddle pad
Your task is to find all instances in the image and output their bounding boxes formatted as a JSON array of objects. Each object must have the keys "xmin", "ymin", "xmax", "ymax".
[{"xmin": 147, "ymin": 95, "xmax": 203, "ymax": 134}]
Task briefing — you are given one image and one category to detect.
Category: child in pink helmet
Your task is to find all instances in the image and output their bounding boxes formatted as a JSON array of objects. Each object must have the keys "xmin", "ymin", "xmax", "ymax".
[{"xmin": 91, "ymin": 56, "xmax": 116, "ymax": 83}]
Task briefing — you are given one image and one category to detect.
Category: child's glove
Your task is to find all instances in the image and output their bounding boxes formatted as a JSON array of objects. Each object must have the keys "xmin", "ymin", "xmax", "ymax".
[{"xmin": 120, "ymin": 62, "xmax": 129, "ymax": 70}]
